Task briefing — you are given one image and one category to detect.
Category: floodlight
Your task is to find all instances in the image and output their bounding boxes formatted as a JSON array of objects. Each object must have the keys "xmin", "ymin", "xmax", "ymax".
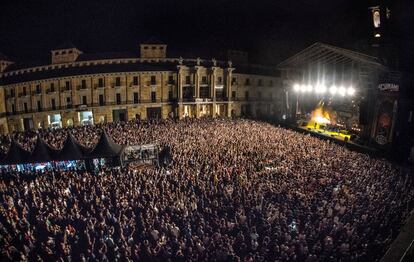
[
  {"xmin": 318, "ymin": 84, "xmax": 327, "ymax": 93},
  {"xmin": 300, "ymin": 85, "xmax": 307, "ymax": 92},
  {"xmin": 306, "ymin": 85, "xmax": 313, "ymax": 92},
  {"xmin": 338, "ymin": 86, "xmax": 346, "ymax": 96},
  {"xmin": 293, "ymin": 84, "xmax": 300, "ymax": 92},
  {"xmin": 347, "ymin": 87, "xmax": 355, "ymax": 96},
  {"xmin": 329, "ymin": 85, "xmax": 337, "ymax": 95}
]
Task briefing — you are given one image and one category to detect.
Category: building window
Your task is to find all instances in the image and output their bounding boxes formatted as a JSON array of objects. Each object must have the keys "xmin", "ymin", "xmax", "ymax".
[
  {"xmin": 10, "ymin": 89, "xmax": 15, "ymax": 97},
  {"xmin": 151, "ymin": 76, "xmax": 156, "ymax": 85},
  {"xmin": 151, "ymin": 91, "xmax": 156, "ymax": 102},
  {"xmin": 217, "ymin": 77, "xmax": 223, "ymax": 84},
  {"xmin": 232, "ymin": 77, "xmax": 237, "ymax": 85},
  {"xmin": 269, "ymin": 80, "xmax": 273, "ymax": 86},
  {"xmin": 201, "ymin": 76, "xmax": 207, "ymax": 85},
  {"xmin": 98, "ymin": 78, "xmax": 104, "ymax": 87},
  {"xmin": 168, "ymin": 90, "xmax": 173, "ymax": 100},
  {"xmin": 232, "ymin": 91, "xmax": 236, "ymax": 100},
  {"xmin": 23, "ymin": 86, "xmax": 27, "ymax": 96},
  {"xmin": 66, "ymin": 97, "xmax": 71, "ymax": 108},
  {"xmin": 115, "ymin": 77, "xmax": 121, "ymax": 87},
  {"xmin": 36, "ymin": 85, "xmax": 41, "ymax": 94},
  {"xmin": 82, "ymin": 96, "xmax": 87, "ymax": 105},
  {"xmin": 116, "ymin": 93, "xmax": 121, "ymax": 105},
  {"xmin": 159, "ymin": 46, "xmax": 163, "ymax": 50},
  {"xmin": 133, "ymin": 76, "xmax": 139, "ymax": 86},
  {"xmin": 11, "ymin": 104, "xmax": 15, "ymax": 113},
  {"xmin": 24, "ymin": 102, "xmax": 28, "ymax": 113},
  {"xmin": 200, "ymin": 86, "xmax": 209, "ymax": 98},
  {"xmin": 168, "ymin": 75, "xmax": 174, "ymax": 84},
  {"xmin": 185, "ymin": 75, "xmax": 191, "ymax": 85},
  {"xmin": 37, "ymin": 101, "xmax": 42, "ymax": 111},
  {"xmin": 50, "ymin": 83, "xmax": 55, "ymax": 92},
  {"xmin": 65, "ymin": 81, "xmax": 70, "ymax": 90},
  {"xmin": 258, "ymin": 91, "xmax": 262, "ymax": 99},
  {"xmin": 133, "ymin": 92, "xmax": 139, "ymax": 103},
  {"xmin": 81, "ymin": 79, "xmax": 87, "ymax": 89},
  {"xmin": 258, "ymin": 79, "xmax": 263, "ymax": 86},
  {"xmin": 245, "ymin": 91, "xmax": 249, "ymax": 100},
  {"xmin": 99, "ymin": 95, "xmax": 104, "ymax": 106},
  {"xmin": 245, "ymin": 78, "xmax": 250, "ymax": 85},
  {"xmin": 51, "ymin": 99, "xmax": 56, "ymax": 110},
  {"xmin": 152, "ymin": 46, "xmax": 156, "ymax": 50}
]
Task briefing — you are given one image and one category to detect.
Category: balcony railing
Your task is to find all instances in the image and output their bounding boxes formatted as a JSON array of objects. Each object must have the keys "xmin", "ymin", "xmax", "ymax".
[
  {"xmin": 76, "ymin": 85, "xmax": 89, "ymax": 91},
  {"xmin": 94, "ymin": 84, "xmax": 105, "ymax": 89},
  {"xmin": 4, "ymin": 97, "xmax": 246, "ymax": 116}
]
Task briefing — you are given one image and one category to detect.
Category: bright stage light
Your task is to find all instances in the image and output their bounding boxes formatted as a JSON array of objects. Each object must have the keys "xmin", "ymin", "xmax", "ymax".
[
  {"xmin": 338, "ymin": 86, "xmax": 346, "ymax": 96},
  {"xmin": 293, "ymin": 84, "xmax": 300, "ymax": 92},
  {"xmin": 347, "ymin": 87, "xmax": 355, "ymax": 96},
  {"xmin": 306, "ymin": 85, "xmax": 313, "ymax": 92},
  {"xmin": 315, "ymin": 84, "xmax": 327, "ymax": 94},
  {"xmin": 329, "ymin": 85, "xmax": 337, "ymax": 95},
  {"xmin": 300, "ymin": 84, "xmax": 307, "ymax": 92}
]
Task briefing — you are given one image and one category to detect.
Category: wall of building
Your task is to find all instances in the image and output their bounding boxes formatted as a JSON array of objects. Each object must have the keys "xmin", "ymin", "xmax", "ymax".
[{"xmin": 0, "ymin": 60, "xmax": 282, "ymax": 134}]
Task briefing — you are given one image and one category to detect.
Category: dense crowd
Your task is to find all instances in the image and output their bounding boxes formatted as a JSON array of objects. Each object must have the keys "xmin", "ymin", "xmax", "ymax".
[{"xmin": 1, "ymin": 118, "xmax": 413, "ymax": 261}]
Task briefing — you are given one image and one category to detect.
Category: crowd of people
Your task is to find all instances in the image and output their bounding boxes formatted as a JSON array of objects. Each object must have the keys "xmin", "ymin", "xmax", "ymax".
[{"xmin": 1, "ymin": 118, "xmax": 413, "ymax": 261}]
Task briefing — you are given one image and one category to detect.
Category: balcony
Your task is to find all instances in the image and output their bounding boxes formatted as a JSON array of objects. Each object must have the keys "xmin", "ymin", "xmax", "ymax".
[
  {"xmin": 146, "ymin": 81, "xmax": 157, "ymax": 86},
  {"xmin": 94, "ymin": 84, "xmax": 105, "ymax": 89},
  {"xmin": 129, "ymin": 83, "xmax": 139, "ymax": 89},
  {"xmin": 76, "ymin": 85, "xmax": 89, "ymax": 91},
  {"xmin": 215, "ymin": 97, "xmax": 229, "ymax": 102},
  {"xmin": 45, "ymin": 89, "xmax": 58, "ymax": 94}
]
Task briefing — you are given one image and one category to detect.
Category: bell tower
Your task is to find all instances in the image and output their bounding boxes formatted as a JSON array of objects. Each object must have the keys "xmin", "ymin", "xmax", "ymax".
[
  {"xmin": 368, "ymin": 1, "xmax": 391, "ymax": 46},
  {"xmin": 368, "ymin": 0, "xmax": 395, "ymax": 66}
]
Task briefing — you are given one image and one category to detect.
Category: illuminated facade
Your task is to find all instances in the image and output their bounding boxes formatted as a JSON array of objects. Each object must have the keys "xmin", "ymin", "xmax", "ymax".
[{"xmin": 0, "ymin": 42, "xmax": 282, "ymax": 134}]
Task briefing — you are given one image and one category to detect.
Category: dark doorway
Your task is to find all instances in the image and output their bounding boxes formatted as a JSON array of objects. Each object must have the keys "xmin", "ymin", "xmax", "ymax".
[
  {"xmin": 147, "ymin": 107, "xmax": 161, "ymax": 119},
  {"xmin": 99, "ymin": 94, "xmax": 104, "ymax": 106},
  {"xmin": 113, "ymin": 109, "xmax": 127, "ymax": 122},
  {"xmin": 23, "ymin": 117, "xmax": 34, "ymax": 131}
]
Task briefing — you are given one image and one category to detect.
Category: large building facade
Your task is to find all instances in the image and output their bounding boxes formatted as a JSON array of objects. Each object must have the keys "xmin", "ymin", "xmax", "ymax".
[{"xmin": 0, "ymin": 42, "xmax": 282, "ymax": 134}]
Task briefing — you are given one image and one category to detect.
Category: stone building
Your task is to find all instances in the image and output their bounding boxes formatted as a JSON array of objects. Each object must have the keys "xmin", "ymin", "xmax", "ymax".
[{"xmin": 0, "ymin": 42, "xmax": 282, "ymax": 134}]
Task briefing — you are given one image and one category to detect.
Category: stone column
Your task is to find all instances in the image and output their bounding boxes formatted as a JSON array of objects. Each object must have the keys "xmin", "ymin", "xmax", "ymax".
[
  {"xmin": 177, "ymin": 65, "xmax": 186, "ymax": 102},
  {"xmin": 225, "ymin": 67, "xmax": 235, "ymax": 117},
  {"xmin": 226, "ymin": 67, "xmax": 234, "ymax": 100},
  {"xmin": 210, "ymin": 67, "xmax": 218, "ymax": 101},
  {"xmin": 194, "ymin": 66, "xmax": 201, "ymax": 99}
]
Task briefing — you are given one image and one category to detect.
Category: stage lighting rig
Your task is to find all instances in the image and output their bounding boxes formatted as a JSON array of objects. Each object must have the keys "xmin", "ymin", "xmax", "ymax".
[{"xmin": 293, "ymin": 83, "xmax": 355, "ymax": 97}]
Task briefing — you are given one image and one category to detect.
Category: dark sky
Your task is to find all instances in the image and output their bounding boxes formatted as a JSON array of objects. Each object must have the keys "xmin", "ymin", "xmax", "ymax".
[{"xmin": 0, "ymin": 0, "xmax": 413, "ymax": 70}]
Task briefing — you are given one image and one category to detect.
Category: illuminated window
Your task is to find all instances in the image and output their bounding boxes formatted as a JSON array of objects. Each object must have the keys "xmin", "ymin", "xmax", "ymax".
[{"xmin": 373, "ymin": 10, "xmax": 380, "ymax": 28}]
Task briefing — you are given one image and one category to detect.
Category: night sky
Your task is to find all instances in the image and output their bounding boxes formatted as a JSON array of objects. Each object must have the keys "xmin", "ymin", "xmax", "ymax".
[{"xmin": 0, "ymin": 0, "xmax": 413, "ymax": 70}]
